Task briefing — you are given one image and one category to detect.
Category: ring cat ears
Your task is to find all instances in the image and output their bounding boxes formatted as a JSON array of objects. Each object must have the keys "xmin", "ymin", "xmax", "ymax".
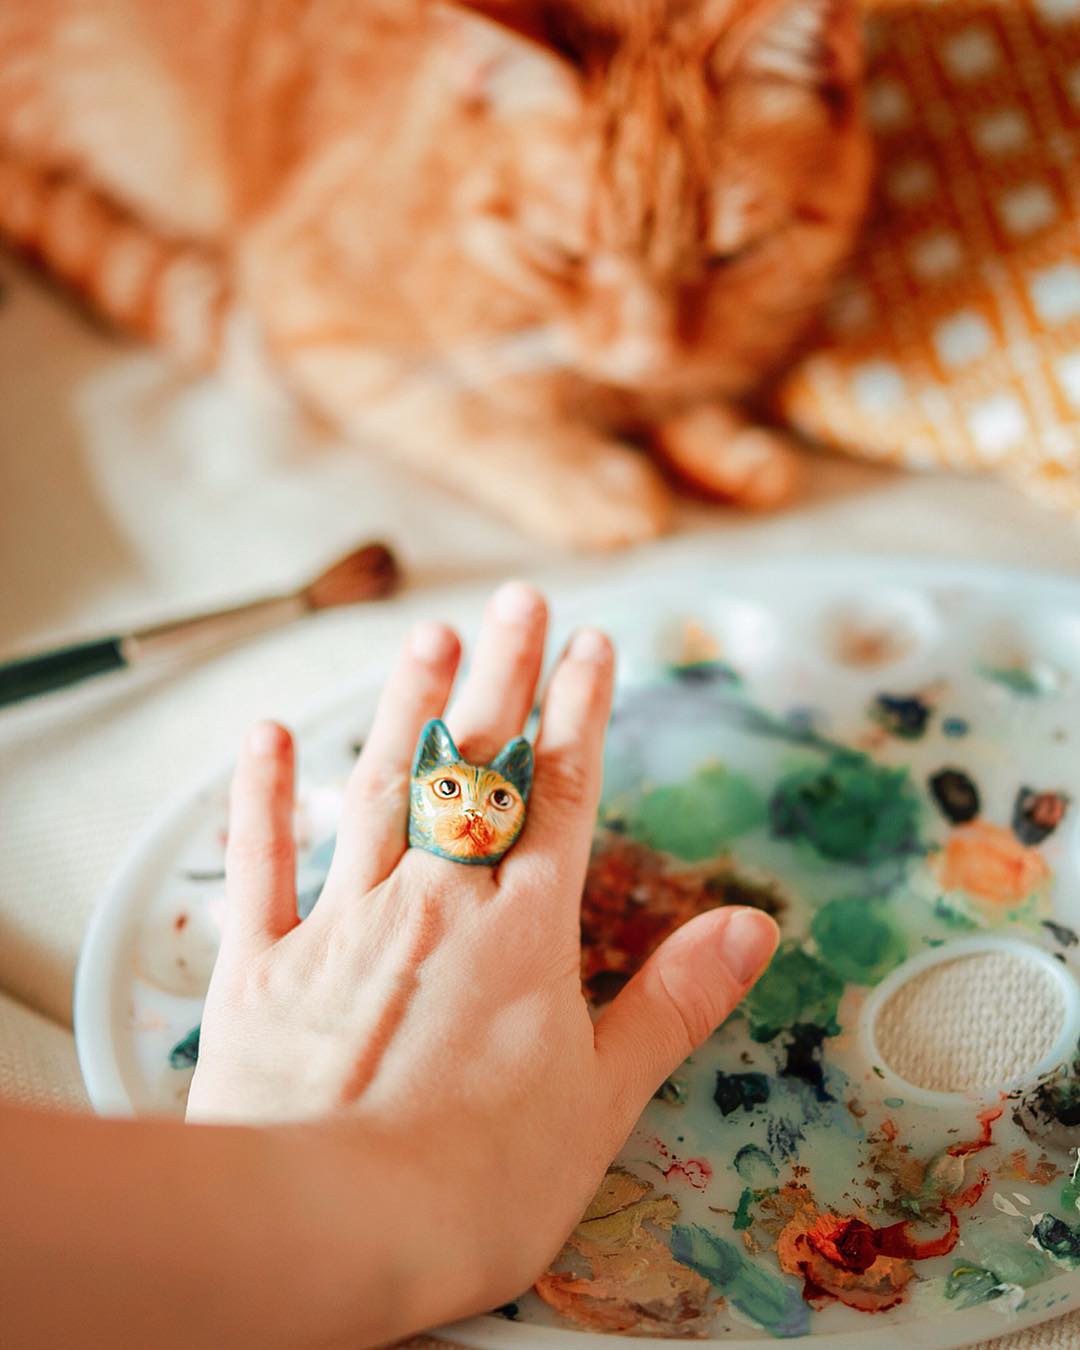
[{"xmin": 412, "ymin": 718, "xmax": 535, "ymax": 801}]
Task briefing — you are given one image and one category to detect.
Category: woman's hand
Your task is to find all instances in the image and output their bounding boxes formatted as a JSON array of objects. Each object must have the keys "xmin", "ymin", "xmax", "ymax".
[{"xmin": 186, "ymin": 581, "xmax": 778, "ymax": 1308}]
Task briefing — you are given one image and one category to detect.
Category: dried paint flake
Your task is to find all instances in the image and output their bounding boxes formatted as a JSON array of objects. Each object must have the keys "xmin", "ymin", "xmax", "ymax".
[
  {"xmin": 1012, "ymin": 787, "xmax": 1069, "ymax": 845},
  {"xmin": 168, "ymin": 1024, "xmax": 200, "ymax": 1070},
  {"xmin": 870, "ymin": 693, "xmax": 933, "ymax": 741},
  {"xmin": 714, "ymin": 1070, "xmax": 771, "ymax": 1117},
  {"xmin": 928, "ymin": 768, "xmax": 981, "ymax": 824},
  {"xmin": 1031, "ymin": 1214, "xmax": 1080, "ymax": 1268}
]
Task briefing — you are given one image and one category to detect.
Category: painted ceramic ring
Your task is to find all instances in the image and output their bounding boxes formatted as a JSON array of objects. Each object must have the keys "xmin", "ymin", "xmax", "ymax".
[{"xmin": 408, "ymin": 718, "xmax": 533, "ymax": 865}]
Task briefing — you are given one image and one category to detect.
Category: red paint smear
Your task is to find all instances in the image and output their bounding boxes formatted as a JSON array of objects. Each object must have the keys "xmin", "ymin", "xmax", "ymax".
[
  {"xmin": 663, "ymin": 1159, "xmax": 712, "ymax": 1191},
  {"xmin": 652, "ymin": 1138, "xmax": 712, "ymax": 1191},
  {"xmin": 783, "ymin": 1108, "xmax": 1002, "ymax": 1315},
  {"xmin": 650, "ymin": 1139, "xmax": 707, "ymax": 1193},
  {"xmin": 807, "ymin": 1211, "xmax": 960, "ymax": 1272},
  {"xmin": 946, "ymin": 1106, "xmax": 1002, "ymax": 1157}
]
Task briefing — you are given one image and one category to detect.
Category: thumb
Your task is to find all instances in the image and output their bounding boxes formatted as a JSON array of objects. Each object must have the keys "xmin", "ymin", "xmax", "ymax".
[{"xmin": 593, "ymin": 906, "xmax": 779, "ymax": 1133}]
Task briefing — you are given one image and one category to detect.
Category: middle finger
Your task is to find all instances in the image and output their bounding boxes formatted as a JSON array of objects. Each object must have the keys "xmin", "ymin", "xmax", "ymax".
[{"xmin": 444, "ymin": 580, "xmax": 548, "ymax": 762}]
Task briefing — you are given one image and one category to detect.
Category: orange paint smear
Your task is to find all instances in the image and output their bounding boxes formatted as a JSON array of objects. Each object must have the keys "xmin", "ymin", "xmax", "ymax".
[
  {"xmin": 947, "ymin": 1106, "xmax": 1003, "ymax": 1157},
  {"xmin": 778, "ymin": 1109, "xmax": 1002, "ymax": 1314},
  {"xmin": 939, "ymin": 822, "xmax": 1049, "ymax": 905}
]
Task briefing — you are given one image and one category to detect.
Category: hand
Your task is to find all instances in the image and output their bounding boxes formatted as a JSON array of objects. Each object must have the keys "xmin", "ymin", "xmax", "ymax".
[{"xmin": 186, "ymin": 582, "xmax": 779, "ymax": 1309}]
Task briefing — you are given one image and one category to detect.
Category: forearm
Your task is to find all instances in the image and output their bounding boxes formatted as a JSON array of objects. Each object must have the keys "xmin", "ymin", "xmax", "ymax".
[{"xmin": 0, "ymin": 1104, "xmax": 486, "ymax": 1350}]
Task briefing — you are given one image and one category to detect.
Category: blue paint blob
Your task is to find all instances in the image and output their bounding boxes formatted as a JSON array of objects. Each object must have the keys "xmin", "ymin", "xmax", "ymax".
[{"xmin": 671, "ymin": 1224, "xmax": 810, "ymax": 1338}]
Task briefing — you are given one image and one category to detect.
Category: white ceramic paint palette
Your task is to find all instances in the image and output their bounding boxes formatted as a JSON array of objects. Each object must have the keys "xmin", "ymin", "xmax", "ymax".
[{"xmin": 75, "ymin": 559, "xmax": 1080, "ymax": 1348}]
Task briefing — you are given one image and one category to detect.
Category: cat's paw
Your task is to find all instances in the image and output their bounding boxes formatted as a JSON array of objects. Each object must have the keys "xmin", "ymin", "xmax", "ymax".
[
  {"xmin": 529, "ymin": 439, "xmax": 673, "ymax": 551},
  {"xmin": 653, "ymin": 406, "xmax": 801, "ymax": 510}
]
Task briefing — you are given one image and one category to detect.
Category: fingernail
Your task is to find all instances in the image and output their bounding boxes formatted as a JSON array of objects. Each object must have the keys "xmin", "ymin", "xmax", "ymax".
[
  {"xmin": 492, "ymin": 579, "xmax": 544, "ymax": 624},
  {"xmin": 567, "ymin": 628, "xmax": 612, "ymax": 664},
  {"xmin": 249, "ymin": 721, "xmax": 288, "ymax": 756},
  {"xmin": 721, "ymin": 909, "xmax": 779, "ymax": 984},
  {"xmin": 410, "ymin": 621, "xmax": 457, "ymax": 664}
]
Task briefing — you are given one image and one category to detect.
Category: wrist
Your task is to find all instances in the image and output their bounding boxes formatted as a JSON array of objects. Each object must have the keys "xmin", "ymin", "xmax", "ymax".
[{"xmin": 270, "ymin": 1118, "xmax": 504, "ymax": 1346}]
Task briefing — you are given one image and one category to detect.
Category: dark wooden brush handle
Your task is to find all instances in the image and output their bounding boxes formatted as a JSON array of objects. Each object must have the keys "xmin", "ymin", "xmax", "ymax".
[{"xmin": 0, "ymin": 637, "xmax": 126, "ymax": 707}]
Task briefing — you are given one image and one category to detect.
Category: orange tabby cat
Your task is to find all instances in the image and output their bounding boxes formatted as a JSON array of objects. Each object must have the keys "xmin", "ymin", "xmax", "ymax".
[{"xmin": 0, "ymin": 0, "xmax": 871, "ymax": 548}]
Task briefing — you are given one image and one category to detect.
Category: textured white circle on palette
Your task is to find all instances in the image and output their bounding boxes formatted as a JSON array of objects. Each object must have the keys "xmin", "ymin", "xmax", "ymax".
[{"xmin": 75, "ymin": 559, "xmax": 1080, "ymax": 1347}]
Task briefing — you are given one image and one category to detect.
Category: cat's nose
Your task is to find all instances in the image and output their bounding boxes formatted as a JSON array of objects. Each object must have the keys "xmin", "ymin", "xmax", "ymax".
[{"xmin": 464, "ymin": 807, "xmax": 482, "ymax": 820}]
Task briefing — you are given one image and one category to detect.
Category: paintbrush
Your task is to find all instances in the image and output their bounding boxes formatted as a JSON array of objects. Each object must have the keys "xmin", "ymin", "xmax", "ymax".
[{"xmin": 0, "ymin": 541, "xmax": 401, "ymax": 708}]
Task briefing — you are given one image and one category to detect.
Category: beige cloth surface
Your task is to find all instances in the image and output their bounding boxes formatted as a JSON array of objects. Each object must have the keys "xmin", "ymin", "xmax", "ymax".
[{"xmin": 2, "ymin": 253, "xmax": 1080, "ymax": 1346}]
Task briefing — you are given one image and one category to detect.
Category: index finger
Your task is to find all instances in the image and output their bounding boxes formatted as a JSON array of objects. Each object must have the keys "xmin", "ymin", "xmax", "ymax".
[{"xmin": 498, "ymin": 628, "xmax": 614, "ymax": 907}]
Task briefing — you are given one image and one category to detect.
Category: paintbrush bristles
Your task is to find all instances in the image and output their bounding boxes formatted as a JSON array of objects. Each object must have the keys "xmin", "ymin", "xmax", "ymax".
[{"xmin": 303, "ymin": 542, "xmax": 401, "ymax": 610}]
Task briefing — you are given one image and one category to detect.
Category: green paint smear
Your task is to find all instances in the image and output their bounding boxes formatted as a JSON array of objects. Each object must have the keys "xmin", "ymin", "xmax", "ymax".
[
  {"xmin": 933, "ymin": 896, "xmax": 979, "ymax": 930},
  {"xmin": 1032, "ymin": 1215, "xmax": 1080, "ymax": 1269},
  {"xmin": 168, "ymin": 1024, "xmax": 200, "ymax": 1070},
  {"xmin": 945, "ymin": 1265, "xmax": 1010, "ymax": 1309},
  {"xmin": 733, "ymin": 1187, "xmax": 754, "ymax": 1231},
  {"xmin": 769, "ymin": 751, "xmax": 921, "ymax": 865},
  {"xmin": 671, "ymin": 1224, "xmax": 810, "ymax": 1339},
  {"xmin": 977, "ymin": 663, "xmax": 1044, "ymax": 697},
  {"xmin": 629, "ymin": 763, "xmax": 765, "ymax": 862},
  {"xmin": 734, "ymin": 1144, "xmax": 779, "ymax": 1188},
  {"xmin": 971, "ymin": 1236, "xmax": 1050, "ymax": 1288},
  {"xmin": 1061, "ymin": 1158, "xmax": 1080, "ymax": 1214},
  {"xmin": 740, "ymin": 941, "xmax": 844, "ymax": 1042},
  {"xmin": 811, "ymin": 897, "xmax": 907, "ymax": 986}
]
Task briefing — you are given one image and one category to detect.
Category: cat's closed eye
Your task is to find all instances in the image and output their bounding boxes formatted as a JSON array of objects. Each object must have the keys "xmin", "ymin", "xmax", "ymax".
[
  {"xmin": 523, "ymin": 234, "xmax": 585, "ymax": 276},
  {"xmin": 434, "ymin": 778, "xmax": 460, "ymax": 799},
  {"xmin": 705, "ymin": 236, "xmax": 770, "ymax": 270}
]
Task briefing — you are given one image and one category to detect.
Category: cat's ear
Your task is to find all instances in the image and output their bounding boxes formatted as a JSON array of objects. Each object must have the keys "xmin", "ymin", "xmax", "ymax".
[
  {"xmin": 489, "ymin": 735, "xmax": 534, "ymax": 801},
  {"xmin": 442, "ymin": 2, "xmax": 605, "ymax": 68},
  {"xmin": 413, "ymin": 719, "xmax": 461, "ymax": 777},
  {"xmin": 438, "ymin": 2, "xmax": 602, "ymax": 114},
  {"xmin": 719, "ymin": 0, "xmax": 862, "ymax": 92}
]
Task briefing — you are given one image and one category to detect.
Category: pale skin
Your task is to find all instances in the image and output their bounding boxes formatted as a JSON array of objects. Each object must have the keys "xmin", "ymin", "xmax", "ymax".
[{"xmin": 1, "ymin": 582, "xmax": 779, "ymax": 1350}]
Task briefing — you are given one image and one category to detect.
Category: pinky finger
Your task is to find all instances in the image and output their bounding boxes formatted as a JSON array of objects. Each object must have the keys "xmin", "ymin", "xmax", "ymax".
[{"xmin": 223, "ymin": 721, "xmax": 298, "ymax": 949}]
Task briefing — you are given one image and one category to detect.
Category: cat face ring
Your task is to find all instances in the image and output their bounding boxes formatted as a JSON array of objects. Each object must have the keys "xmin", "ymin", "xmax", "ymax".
[{"xmin": 409, "ymin": 719, "xmax": 533, "ymax": 865}]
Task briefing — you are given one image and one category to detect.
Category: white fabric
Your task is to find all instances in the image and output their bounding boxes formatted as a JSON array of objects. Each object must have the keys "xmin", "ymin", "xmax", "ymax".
[{"xmin": 2, "ymin": 252, "xmax": 1080, "ymax": 1346}]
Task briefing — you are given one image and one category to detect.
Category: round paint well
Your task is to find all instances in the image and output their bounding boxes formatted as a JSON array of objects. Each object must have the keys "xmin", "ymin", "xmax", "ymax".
[
  {"xmin": 621, "ymin": 600, "xmax": 781, "ymax": 683},
  {"xmin": 861, "ymin": 937, "xmax": 1080, "ymax": 1106},
  {"xmin": 969, "ymin": 610, "xmax": 1080, "ymax": 698},
  {"xmin": 812, "ymin": 587, "xmax": 941, "ymax": 676}
]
